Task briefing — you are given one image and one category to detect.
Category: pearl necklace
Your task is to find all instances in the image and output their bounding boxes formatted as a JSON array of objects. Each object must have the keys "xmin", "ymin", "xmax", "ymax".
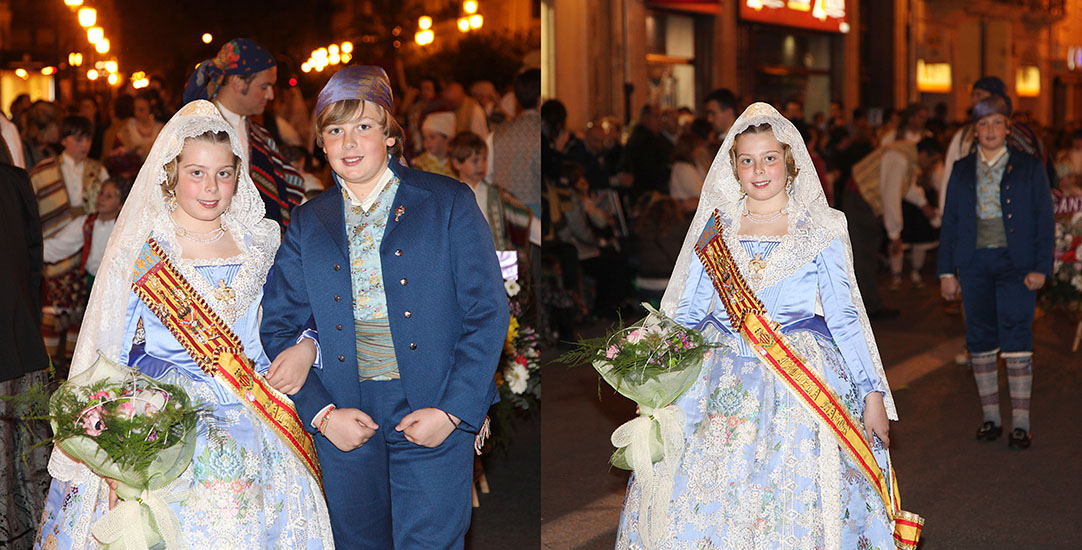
[
  {"xmin": 742, "ymin": 205, "xmax": 788, "ymax": 224},
  {"xmin": 175, "ymin": 224, "xmax": 227, "ymax": 243}
]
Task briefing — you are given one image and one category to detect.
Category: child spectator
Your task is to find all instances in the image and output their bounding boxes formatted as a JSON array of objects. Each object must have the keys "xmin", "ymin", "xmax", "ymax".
[
  {"xmin": 42, "ymin": 178, "xmax": 125, "ymax": 289},
  {"xmin": 412, "ymin": 111, "xmax": 456, "ymax": 177}
]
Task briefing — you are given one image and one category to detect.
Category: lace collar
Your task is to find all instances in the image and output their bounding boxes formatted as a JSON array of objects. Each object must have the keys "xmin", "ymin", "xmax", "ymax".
[{"xmin": 718, "ymin": 200, "xmax": 835, "ymax": 292}]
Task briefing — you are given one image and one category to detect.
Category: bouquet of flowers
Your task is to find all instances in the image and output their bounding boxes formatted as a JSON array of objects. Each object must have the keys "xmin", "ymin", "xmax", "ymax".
[
  {"xmin": 560, "ymin": 304, "xmax": 719, "ymax": 547},
  {"xmin": 489, "ymin": 257, "xmax": 542, "ymax": 450},
  {"xmin": 1043, "ymin": 214, "xmax": 1082, "ymax": 313},
  {"xmin": 48, "ymin": 353, "xmax": 200, "ymax": 550}
]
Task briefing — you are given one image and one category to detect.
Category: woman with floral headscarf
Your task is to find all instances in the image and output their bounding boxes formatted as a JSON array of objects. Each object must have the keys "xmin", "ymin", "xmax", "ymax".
[{"xmin": 616, "ymin": 103, "xmax": 920, "ymax": 549}]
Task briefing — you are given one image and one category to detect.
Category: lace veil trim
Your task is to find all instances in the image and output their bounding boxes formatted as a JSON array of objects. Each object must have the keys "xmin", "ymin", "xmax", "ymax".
[
  {"xmin": 659, "ymin": 102, "xmax": 897, "ymax": 419},
  {"xmin": 49, "ymin": 100, "xmax": 280, "ymax": 481}
]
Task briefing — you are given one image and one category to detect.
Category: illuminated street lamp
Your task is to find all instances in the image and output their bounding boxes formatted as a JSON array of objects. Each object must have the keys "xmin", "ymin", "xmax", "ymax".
[
  {"xmin": 78, "ymin": 7, "xmax": 96, "ymax": 28},
  {"xmin": 469, "ymin": 14, "xmax": 483, "ymax": 29},
  {"xmin": 341, "ymin": 41, "xmax": 353, "ymax": 54},
  {"xmin": 464, "ymin": 1, "xmax": 478, "ymax": 14},
  {"xmin": 329, "ymin": 44, "xmax": 339, "ymax": 55},
  {"xmin": 202, "ymin": 33, "xmax": 213, "ymax": 44},
  {"xmin": 458, "ymin": 18, "xmax": 470, "ymax": 32},
  {"xmin": 415, "ymin": 29, "xmax": 435, "ymax": 46},
  {"xmin": 329, "ymin": 52, "xmax": 341, "ymax": 65},
  {"xmin": 316, "ymin": 48, "xmax": 328, "ymax": 59},
  {"xmin": 341, "ymin": 53, "xmax": 352, "ymax": 64},
  {"xmin": 14, "ymin": 68, "xmax": 28, "ymax": 79},
  {"xmin": 301, "ymin": 62, "xmax": 311, "ymax": 73},
  {"xmin": 419, "ymin": 16, "xmax": 432, "ymax": 30},
  {"xmin": 96, "ymin": 38, "xmax": 110, "ymax": 54},
  {"xmin": 65, "ymin": 0, "xmax": 84, "ymax": 6},
  {"xmin": 107, "ymin": 73, "xmax": 119, "ymax": 85},
  {"xmin": 87, "ymin": 69, "xmax": 99, "ymax": 80},
  {"xmin": 105, "ymin": 60, "xmax": 118, "ymax": 74},
  {"xmin": 88, "ymin": 26, "xmax": 104, "ymax": 44},
  {"xmin": 68, "ymin": 52, "xmax": 84, "ymax": 67},
  {"xmin": 42, "ymin": 66, "xmax": 57, "ymax": 76}
]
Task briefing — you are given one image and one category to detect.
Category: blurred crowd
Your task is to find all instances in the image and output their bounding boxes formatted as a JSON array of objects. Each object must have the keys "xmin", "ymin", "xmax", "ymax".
[{"xmin": 541, "ymin": 78, "xmax": 1082, "ymax": 340}]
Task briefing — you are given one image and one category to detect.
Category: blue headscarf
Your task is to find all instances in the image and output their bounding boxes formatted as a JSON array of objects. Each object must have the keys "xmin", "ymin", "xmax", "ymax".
[
  {"xmin": 182, "ymin": 38, "xmax": 276, "ymax": 104},
  {"xmin": 314, "ymin": 65, "xmax": 394, "ymax": 118}
]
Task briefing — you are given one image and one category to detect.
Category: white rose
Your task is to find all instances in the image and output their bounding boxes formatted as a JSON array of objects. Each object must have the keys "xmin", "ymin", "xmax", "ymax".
[
  {"xmin": 505, "ymin": 363, "xmax": 529, "ymax": 394},
  {"xmin": 504, "ymin": 280, "xmax": 521, "ymax": 297}
]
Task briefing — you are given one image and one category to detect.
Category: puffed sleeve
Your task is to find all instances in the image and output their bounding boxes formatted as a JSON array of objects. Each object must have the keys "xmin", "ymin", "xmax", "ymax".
[
  {"xmin": 673, "ymin": 254, "xmax": 716, "ymax": 329},
  {"xmin": 814, "ymin": 238, "xmax": 884, "ymax": 397}
]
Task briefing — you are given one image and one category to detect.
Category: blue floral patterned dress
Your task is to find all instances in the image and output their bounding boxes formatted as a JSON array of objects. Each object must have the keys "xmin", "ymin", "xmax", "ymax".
[
  {"xmin": 35, "ymin": 256, "xmax": 333, "ymax": 550},
  {"xmin": 616, "ymin": 237, "xmax": 894, "ymax": 550}
]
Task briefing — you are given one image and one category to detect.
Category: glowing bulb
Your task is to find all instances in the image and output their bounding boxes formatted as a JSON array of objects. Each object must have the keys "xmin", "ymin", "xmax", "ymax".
[
  {"xmin": 329, "ymin": 52, "xmax": 341, "ymax": 65},
  {"xmin": 341, "ymin": 41, "xmax": 353, "ymax": 53},
  {"xmin": 14, "ymin": 68, "xmax": 28, "ymax": 79},
  {"xmin": 341, "ymin": 52, "xmax": 352, "ymax": 64},
  {"xmin": 87, "ymin": 69, "xmax": 99, "ymax": 80},
  {"xmin": 302, "ymin": 62, "xmax": 311, "ymax": 73},
  {"xmin": 419, "ymin": 16, "xmax": 433, "ymax": 30},
  {"xmin": 78, "ymin": 7, "xmax": 96, "ymax": 28},
  {"xmin": 316, "ymin": 48, "xmax": 328, "ymax": 59},
  {"xmin": 107, "ymin": 73, "xmax": 119, "ymax": 85},
  {"xmin": 464, "ymin": 1, "xmax": 478, "ymax": 14},
  {"xmin": 469, "ymin": 14, "xmax": 483, "ymax": 29},
  {"xmin": 202, "ymin": 33, "xmax": 213, "ymax": 44},
  {"xmin": 64, "ymin": 0, "xmax": 83, "ymax": 6},
  {"xmin": 68, "ymin": 52, "xmax": 83, "ymax": 66},
  {"xmin": 105, "ymin": 61, "xmax": 118, "ymax": 74},
  {"xmin": 458, "ymin": 18, "xmax": 470, "ymax": 32},
  {"xmin": 88, "ymin": 27, "xmax": 104, "ymax": 44},
  {"xmin": 329, "ymin": 44, "xmax": 339, "ymax": 55},
  {"xmin": 95, "ymin": 38, "xmax": 110, "ymax": 54}
]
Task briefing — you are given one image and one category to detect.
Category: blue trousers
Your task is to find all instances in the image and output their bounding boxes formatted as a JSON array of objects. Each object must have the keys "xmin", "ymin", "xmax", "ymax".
[
  {"xmin": 316, "ymin": 378, "xmax": 475, "ymax": 550},
  {"xmin": 958, "ymin": 247, "xmax": 1036, "ymax": 353}
]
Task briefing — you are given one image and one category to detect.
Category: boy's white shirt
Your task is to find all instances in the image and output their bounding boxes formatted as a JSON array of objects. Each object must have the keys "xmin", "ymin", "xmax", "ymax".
[
  {"xmin": 339, "ymin": 162, "xmax": 393, "ymax": 209},
  {"xmin": 42, "ymin": 214, "xmax": 115, "ymax": 276},
  {"xmin": 60, "ymin": 152, "xmax": 109, "ymax": 208},
  {"xmin": 214, "ymin": 100, "xmax": 249, "ymax": 155}
]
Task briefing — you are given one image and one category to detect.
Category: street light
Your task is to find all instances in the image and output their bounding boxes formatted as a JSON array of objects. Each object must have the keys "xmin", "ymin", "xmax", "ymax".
[
  {"xmin": 42, "ymin": 66, "xmax": 57, "ymax": 76},
  {"xmin": 87, "ymin": 69, "xmax": 99, "ymax": 80},
  {"xmin": 65, "ymin": 0, "xmax": 84, "ymax": 6},
  {"xmin": 88, "ymin": 27, "xmax": 104, "ymax": 44},
  {"xmin": 301, "ymin": 62, "xmax": 311, "ymax": 73},
  {"xmin": 469, "ymin": 14, "xmax": 483, "ymax": 29},
  {"xmin": 329, "ymin": 44, "xmax": 339, "ymax": 55},
  {"xmin": 107, "ymin": 73, "xmax": 119, "ymax": 85},
  {"xmin": 96, "ymin": 38, "xmax": 110, "ymax": 54},
  {"xmin": 329, "ymin": 52, "xmax": 341, "ymax": 65},
  {"xmin": 341, "ymin": 41, "xmax": 353, "ymax": 54},
  {"xmin": 14, "ymin": 68, "xmax": 28, "ymax": 79},
  {"xmin": 105, "ymin": 60, "xmax": 118, "ymax": 74},
  {"xmin": 202, "ymin": 33, "xmax": 213, "ymax": 44},
  {"xmin": 419, "ymin": 16, "xmax": 432, "ymax": 30},
  {"xmin": 68, "ymin": 52, "xmax": 83, "ymax": 67},
  {"xmin": 341, "ymin": 53, "xmax": 352, "ymax": 64},
  {"xmin": 458, "ymin": 18, "xmax": 470, "ymax": 32},
  {"xmin": 415, "ymin": 29, "xmax": 434, "ymax": 46},
  {"xmin": 78, "ymin": 7, "xmax": 96, "ymax": 28},
  {"xmin": 464, "ymin": 1, "xmax": 478, "ymax": 14}
]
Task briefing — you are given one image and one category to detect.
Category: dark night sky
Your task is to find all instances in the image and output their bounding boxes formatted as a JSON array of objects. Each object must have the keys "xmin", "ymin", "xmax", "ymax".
[{"xmin": 113, "ymin": 0, "xmax": 336, "ymax": 90}]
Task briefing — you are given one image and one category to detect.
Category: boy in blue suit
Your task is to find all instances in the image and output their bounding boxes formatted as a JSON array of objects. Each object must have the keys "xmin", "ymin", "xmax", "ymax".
[
  {"xmin": 938, "ymin": 95, "xmax": 1054, "ymax": 449},
  {"xmin": 260, "ymin": 66, "xmax": 509, "ymax": 548}
]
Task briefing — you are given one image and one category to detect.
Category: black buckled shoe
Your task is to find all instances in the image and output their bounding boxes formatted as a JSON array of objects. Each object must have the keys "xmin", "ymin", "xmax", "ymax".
[
  {"xmin": 1008, "ymin": 428, "xmax": 1032, "ymax": 449},
  {"xmin": 976, "ymin": 421, "xmax": 1002, "ymax": 441}
]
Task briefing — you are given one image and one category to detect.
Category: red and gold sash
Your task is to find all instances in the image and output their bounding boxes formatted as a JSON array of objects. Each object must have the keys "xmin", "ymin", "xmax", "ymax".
[
  {"xmin": 130, "ymin": 238, "xmax": 322, "ymax": 488},
  {"xmin": 694, "ymin": 210, "xmax": 923, "ymax": 549}
]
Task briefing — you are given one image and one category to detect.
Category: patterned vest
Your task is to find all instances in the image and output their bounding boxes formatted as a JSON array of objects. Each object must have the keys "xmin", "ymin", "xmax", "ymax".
[
  {"xmin": 343, "ymin": 177, "xmax": 402, "ymax": 381},
  {"xmin": 30, "ymin": 156, "xmax": 104, "ymax": 278}
]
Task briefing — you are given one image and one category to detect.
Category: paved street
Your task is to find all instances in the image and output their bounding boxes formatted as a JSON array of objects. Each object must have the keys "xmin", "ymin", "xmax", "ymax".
[{"xmin": 541, "ymin": 271, "xmax": 1082, "ymax": 549}]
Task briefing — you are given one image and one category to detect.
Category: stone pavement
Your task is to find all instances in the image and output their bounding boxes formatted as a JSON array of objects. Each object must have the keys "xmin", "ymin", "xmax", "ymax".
[{"xmin": 541, "ymin": 273, "xmax": 1082, "ymax": 549}]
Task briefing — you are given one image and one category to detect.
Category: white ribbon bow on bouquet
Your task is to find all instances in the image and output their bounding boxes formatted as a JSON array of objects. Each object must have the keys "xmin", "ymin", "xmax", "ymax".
[
  {"xmin": 91, "ymin": 486, "xmax": 188, "ymax": 550},
  {"xmin": 610, "ymin": 404, "xmax": 686, "ymax": 549}
]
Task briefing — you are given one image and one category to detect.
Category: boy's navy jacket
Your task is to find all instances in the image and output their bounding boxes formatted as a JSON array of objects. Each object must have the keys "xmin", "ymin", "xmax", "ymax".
[
  {"xmin": 937, "ymin": 147, "xmax": 1055, "ymax": 278},
  {"xmin": 260, "ymin": 159, "xmax": 510, "ymax": 432}
]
